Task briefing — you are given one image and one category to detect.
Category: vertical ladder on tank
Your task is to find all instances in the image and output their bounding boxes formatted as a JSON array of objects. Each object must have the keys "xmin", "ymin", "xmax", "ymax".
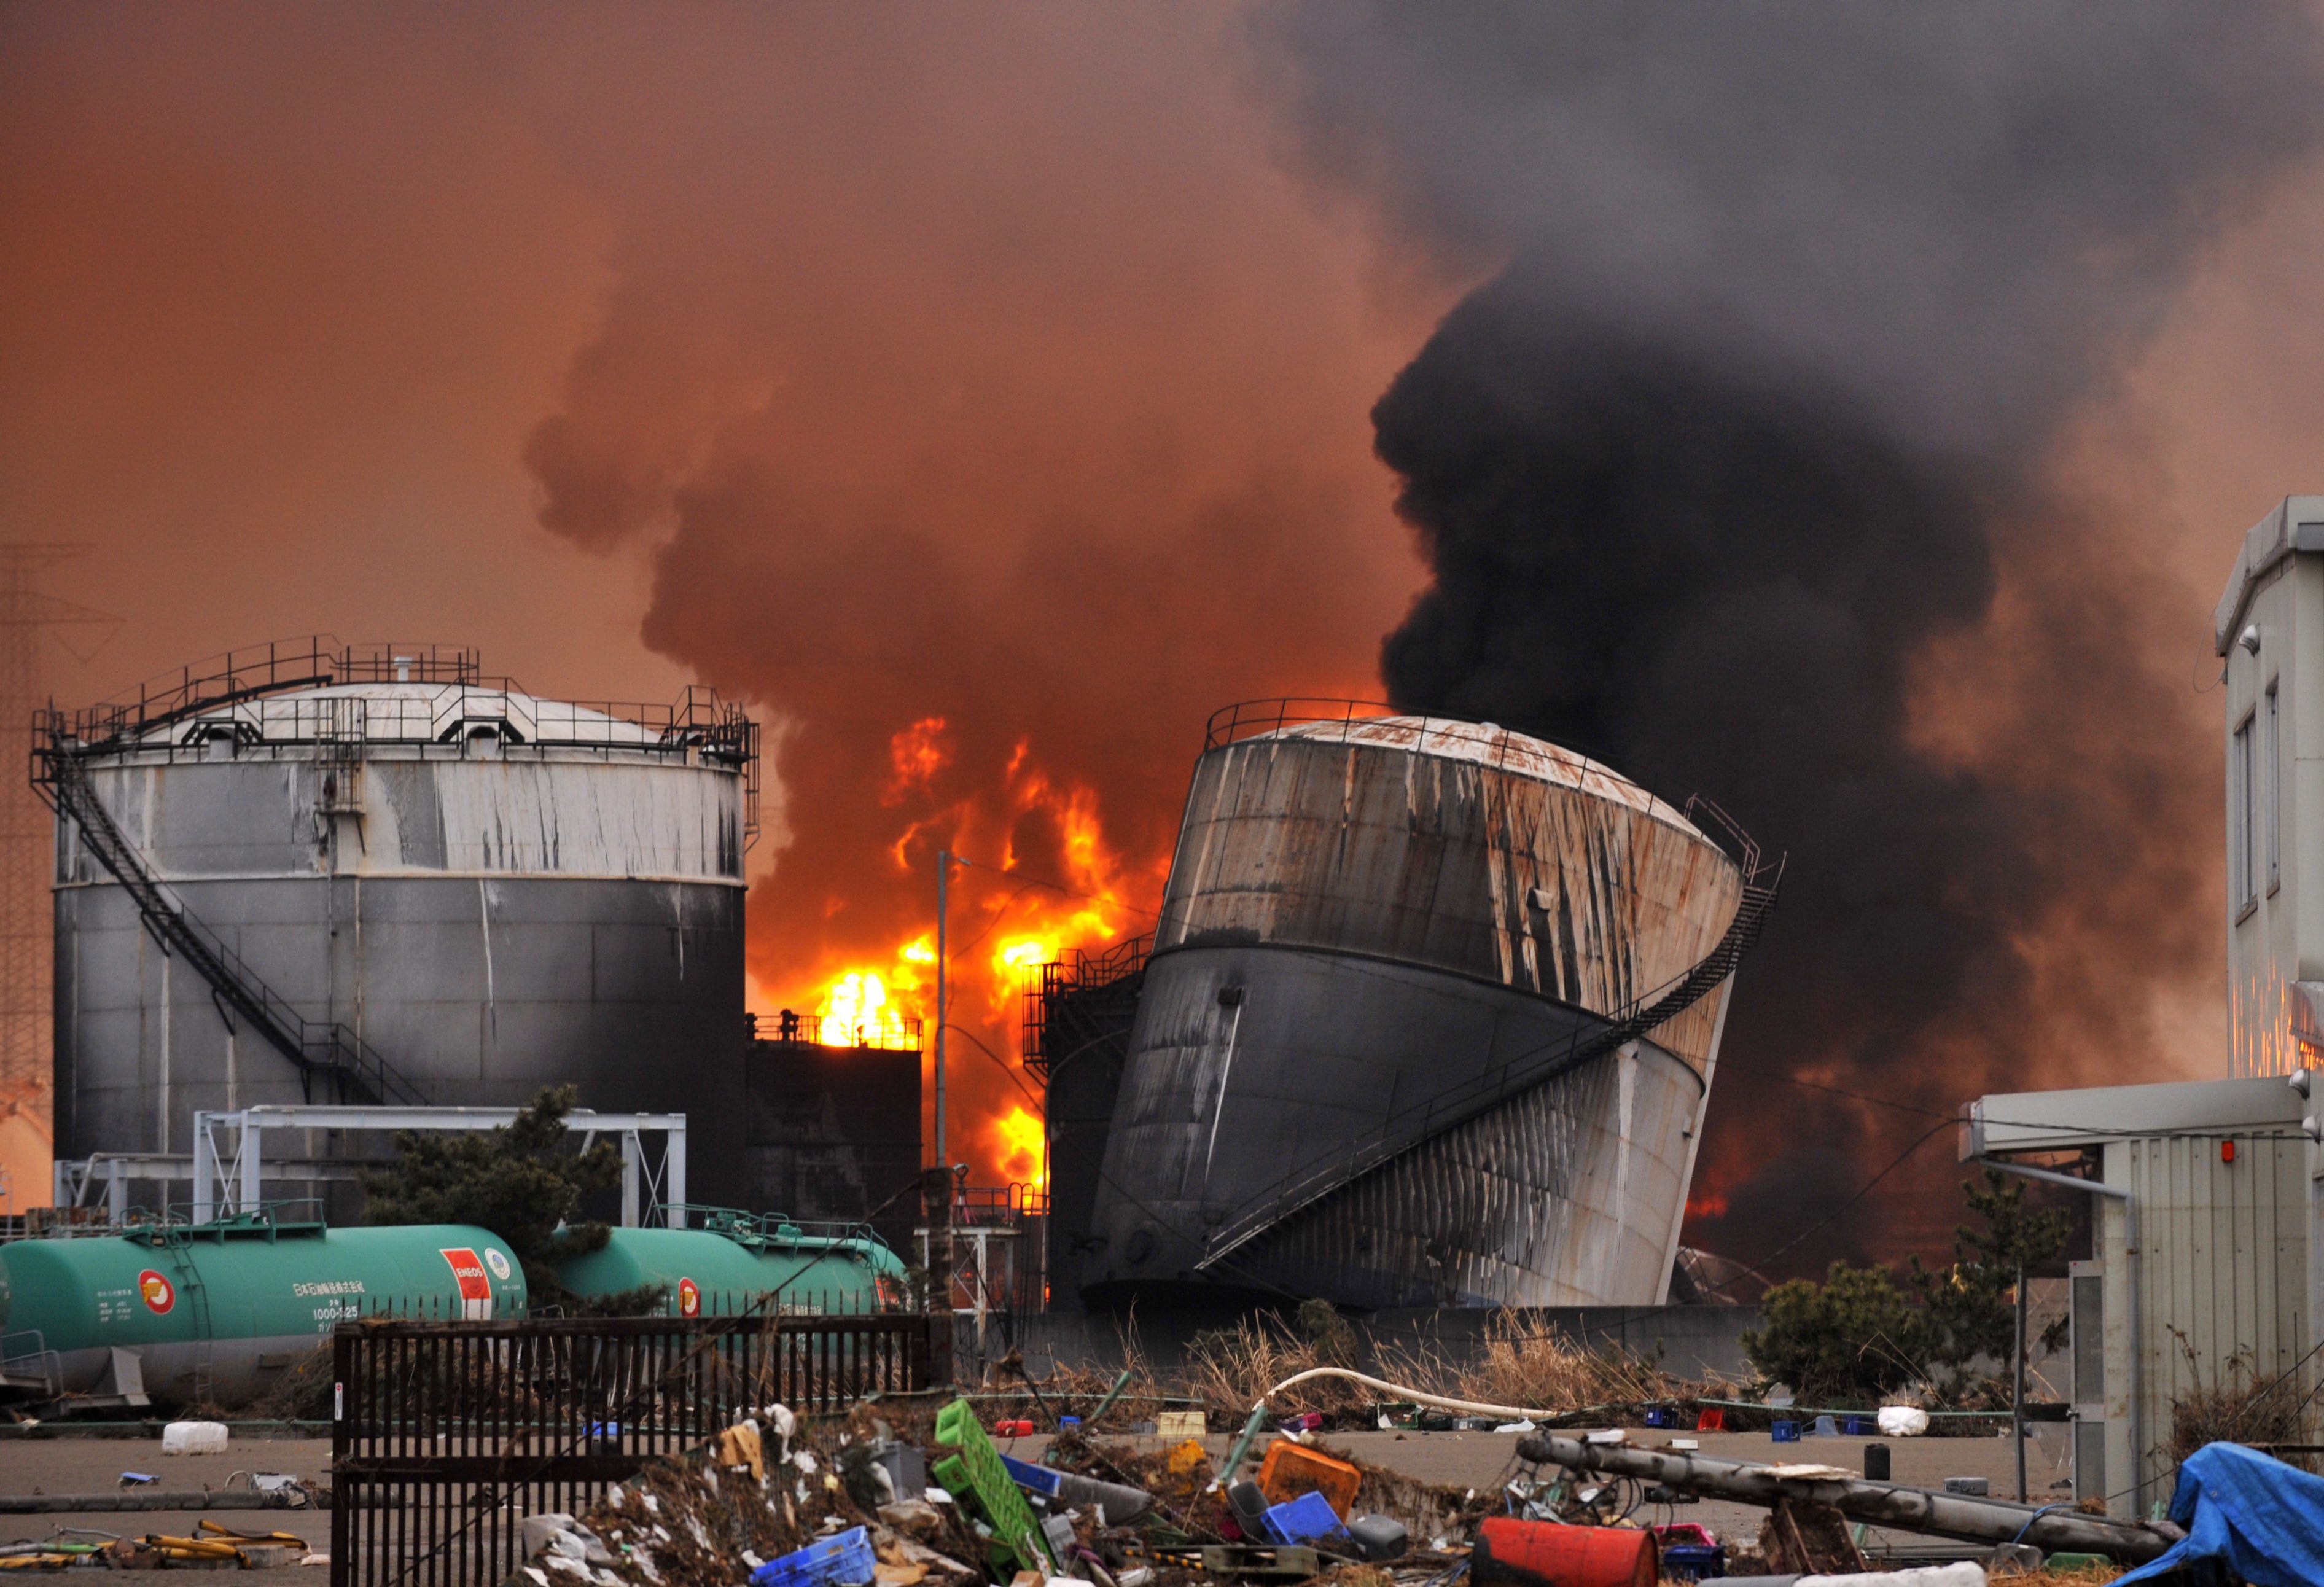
[
  {"xmin": 29, "ymin": 731, "xmax": 426, "ymax": 1108},
  {"xmin": 163, "ymin": 1238, "xmax": 216, "ymax": 1408}
]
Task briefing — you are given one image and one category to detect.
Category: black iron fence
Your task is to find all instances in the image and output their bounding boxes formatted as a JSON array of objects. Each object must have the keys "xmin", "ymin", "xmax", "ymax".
[{"xmin": 330, "ymin": 1311, "xmax": 937, "ymax": 1587}]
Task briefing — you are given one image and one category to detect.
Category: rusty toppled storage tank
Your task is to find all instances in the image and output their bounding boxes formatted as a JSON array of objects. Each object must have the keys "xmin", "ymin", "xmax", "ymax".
[{"xmin": 1083, "ymin": 702, "xmax": 1775, "ymax": 1310}]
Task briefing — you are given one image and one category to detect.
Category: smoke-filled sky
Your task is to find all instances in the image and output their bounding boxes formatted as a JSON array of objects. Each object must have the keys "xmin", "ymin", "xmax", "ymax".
[{"xmin": 9, "ymin": 4, "xmax": 2324, "ymax": 1268}]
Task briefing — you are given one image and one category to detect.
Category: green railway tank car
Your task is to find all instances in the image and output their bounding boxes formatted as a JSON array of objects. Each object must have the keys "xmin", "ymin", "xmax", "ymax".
[
  {"xmin": 0, "ymin": 1212, "xmax": 523, "ymax": 1409},
  {"xmin": 556, "ymin": 1210, "xmax": 908, "ymax": 1316}
]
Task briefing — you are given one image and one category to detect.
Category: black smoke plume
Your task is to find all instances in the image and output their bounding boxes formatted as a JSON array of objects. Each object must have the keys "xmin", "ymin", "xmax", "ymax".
[{"xmin": 1264, "ymin": 4, "xmax": 2324, "ymax": 1266}]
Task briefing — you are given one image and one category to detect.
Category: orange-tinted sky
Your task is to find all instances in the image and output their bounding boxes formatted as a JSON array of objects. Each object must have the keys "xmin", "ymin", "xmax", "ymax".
[{"xmin": 4, "ymin": 6, "xmax": 2322, "ymax": 1260}]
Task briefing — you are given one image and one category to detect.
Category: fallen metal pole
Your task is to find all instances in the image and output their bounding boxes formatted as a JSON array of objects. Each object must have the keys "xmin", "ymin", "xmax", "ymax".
[
  {"xmin": 0, "ymin": 1491, "xmax": 314, "ymax": 1515},
  {"xmin": 1514, "ymin": 1433, "xmax": 2171, "ymax": 1564}
]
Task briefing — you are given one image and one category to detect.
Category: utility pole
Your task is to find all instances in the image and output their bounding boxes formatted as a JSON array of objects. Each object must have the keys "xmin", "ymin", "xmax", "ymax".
[
  {"xmin": 934, "ymin": 849, "xmax": 951, "ymax": 1168},
  {"xmin": 2012, "ymin": 1261, "xmax": 2029, "ymax": 1503}
]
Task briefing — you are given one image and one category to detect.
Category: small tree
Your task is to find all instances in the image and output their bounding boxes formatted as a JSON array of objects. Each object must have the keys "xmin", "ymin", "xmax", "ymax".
[
  {"xmin": 1742, "ymin": 1170, "xmax": 2072, "ymax": 1405},
  {"xmin": 362, "ymin": 1085, "xmax": 663, "ymax": 1314},
  {"xmin": 1908, "ymin": 1169, "xmax": 2070, "ymax": 1397},
  {"xmin": 1742, "ymin": 1260, "xmax": 1927, "ymax": 1404}
]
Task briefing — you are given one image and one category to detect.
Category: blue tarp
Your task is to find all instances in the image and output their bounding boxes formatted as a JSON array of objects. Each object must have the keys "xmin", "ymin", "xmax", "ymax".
[{"xmin": 2119, "ymin": 1442, "xmax": 2324, "ymax": 1586}]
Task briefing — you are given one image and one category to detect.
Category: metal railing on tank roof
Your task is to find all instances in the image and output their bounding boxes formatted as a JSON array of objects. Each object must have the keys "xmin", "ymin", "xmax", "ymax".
[
  {"xmin": 1203, "ymin": 696, "xmax": 1624, "ymax": 768},
  {"xmin": 36, "ymin": 636, "xmax": 763, "ymax": 845}
]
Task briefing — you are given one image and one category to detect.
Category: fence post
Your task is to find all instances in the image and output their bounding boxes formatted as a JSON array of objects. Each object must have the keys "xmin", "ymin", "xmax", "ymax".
[{"xmin": 330, "ymin": 1325, "xmax": 351, "ymax": 1587}]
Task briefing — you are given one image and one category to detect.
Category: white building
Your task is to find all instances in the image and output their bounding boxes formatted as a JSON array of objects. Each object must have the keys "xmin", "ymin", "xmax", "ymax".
[
  {"xmin": 2215, "ymin": 494, "xmax": 2324, "ymax": 1077},
  {"xmin": 1948, "ymin": 495, "xmax": 2324, "ymax": 1519}
]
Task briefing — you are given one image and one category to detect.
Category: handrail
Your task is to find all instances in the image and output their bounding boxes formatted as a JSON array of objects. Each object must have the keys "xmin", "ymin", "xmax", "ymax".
[
  {"xmin": 1195, "ymin": 800, "xmax": 1781, "ymax": 1273},
  {"xmin": 41, "ymin": 635, "xmax": 761, "ymax": 846},
  {"xmin": 32, "ymin": 743, "xmax": 428, "ymax": 1109}
]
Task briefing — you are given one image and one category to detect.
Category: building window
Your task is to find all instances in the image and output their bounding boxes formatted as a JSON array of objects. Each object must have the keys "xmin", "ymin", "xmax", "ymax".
[
  {"xmin": 2233, "ymin": 712, "xmax": 2256, "ymax": 915},
  {"xmin": 2267, "ymin": 680, "xmax": 2282, "ymax": 894}
]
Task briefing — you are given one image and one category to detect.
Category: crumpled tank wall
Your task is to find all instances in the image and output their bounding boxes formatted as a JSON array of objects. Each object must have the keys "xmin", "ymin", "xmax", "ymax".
[{"xmin": 1087, "ymin": 717, "xmax": 1743, "ymax": 1308}]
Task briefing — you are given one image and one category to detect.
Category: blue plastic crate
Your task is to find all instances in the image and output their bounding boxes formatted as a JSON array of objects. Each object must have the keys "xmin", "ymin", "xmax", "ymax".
[
  {"xmin": 1661, "ymin": 1543, "xmax": 1726, "ymax": 1583},
  {"xmin": 1771, "ymin": 1420, "xmax": 1800, "ymax": 1443},
  {"xmin": 751, "ymin": 1527, "xmax": 875, "ymax": 1587},
  {"xmin": 1260, "ymin": 1491, "xmax": 1349, "ymax": 1546}
]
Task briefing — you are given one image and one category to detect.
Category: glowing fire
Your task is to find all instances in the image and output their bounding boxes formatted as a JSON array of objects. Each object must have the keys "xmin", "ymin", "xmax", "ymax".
[
  {"xmin": 816, "ymin": 969, "xmax": 911, "ymax": 1047},
  {"xmin": 886, "ymin": 717, "xmax": 951, "ymax": 802},
  {"xmin": 990, "ymin": 1104, "xmax": 1047, "ymax": 1191},
  {"xmin": 765, "ymin": 718, "xmax": 1158, "ymax": 1184}
]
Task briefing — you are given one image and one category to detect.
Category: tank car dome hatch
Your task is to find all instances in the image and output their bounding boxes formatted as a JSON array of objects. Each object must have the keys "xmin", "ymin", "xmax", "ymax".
[
  {"xmin": 1084, "ymin": 700, "xmax": 1778, "ymax": 1311},
  {"xmin": 33, "ymin": 638, "xmax": 762, "ymax": 1214}
]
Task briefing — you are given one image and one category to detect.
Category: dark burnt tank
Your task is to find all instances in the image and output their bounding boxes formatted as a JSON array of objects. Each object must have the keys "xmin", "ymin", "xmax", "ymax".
[{"xmin": 1083, "ymin": 702, "xmax": 1764, "ymax": 1309}]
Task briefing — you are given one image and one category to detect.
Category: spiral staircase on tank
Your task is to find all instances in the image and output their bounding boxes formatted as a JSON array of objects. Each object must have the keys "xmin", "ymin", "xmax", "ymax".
[
  {"xmin": 1193, "ymin": 797, "xmax": 1782, "ymax": 1276},
  {"xmin": 31, "ymin": 728, "xmax": 427, "ymax": 1108}
]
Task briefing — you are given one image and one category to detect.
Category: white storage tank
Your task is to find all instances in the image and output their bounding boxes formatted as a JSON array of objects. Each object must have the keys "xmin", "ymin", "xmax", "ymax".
[{"xmin": 38, "ymin": 640, "xmax": 758, "ymax": 1207}]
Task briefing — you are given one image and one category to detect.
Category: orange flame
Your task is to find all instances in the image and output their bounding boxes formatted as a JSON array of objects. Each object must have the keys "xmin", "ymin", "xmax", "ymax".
[
  {"xmin": 761, "ymin": 722, "xmax": 1155, "ymax": 1185},
  {"xmin": 989, "ymin": 1104, "xmax": 1047, "ymax": 1191}
]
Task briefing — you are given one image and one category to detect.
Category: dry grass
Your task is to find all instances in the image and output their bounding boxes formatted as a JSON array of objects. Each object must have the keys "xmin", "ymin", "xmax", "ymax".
[
  {"xmin": 2166, "ymin": 1328, "xmax": 2314, "ymax": 1471},
  {"xmin": 1171, "ymin": 1306, "xmax": 1714, "ymax": 1425},
  {"xmin": 1462, "ymin": 1309, "xmax": 1717, "ymax": 1412}
]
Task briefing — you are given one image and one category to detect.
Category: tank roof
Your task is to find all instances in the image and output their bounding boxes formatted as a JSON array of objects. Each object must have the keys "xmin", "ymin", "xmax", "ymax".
[
  {"xmin": 1219, "ymin": 703, "xmax": 1709, "ymax": 842},
  {"xmin": 42, "ymin": 636, "xmax": 755, "ymax": 769}
]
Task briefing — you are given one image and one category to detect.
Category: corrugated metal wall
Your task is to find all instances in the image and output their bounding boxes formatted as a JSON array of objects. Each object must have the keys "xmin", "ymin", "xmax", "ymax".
[{"xmin": 2095, "ymin": 1131, "xmax": 2314, "ymax": 1517}]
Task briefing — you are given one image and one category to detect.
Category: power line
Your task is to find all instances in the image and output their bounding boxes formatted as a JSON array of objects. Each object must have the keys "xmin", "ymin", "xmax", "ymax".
[{"xmin": 1732, "ymin": 1117, "xmax": 1959, "ymax": 1282}]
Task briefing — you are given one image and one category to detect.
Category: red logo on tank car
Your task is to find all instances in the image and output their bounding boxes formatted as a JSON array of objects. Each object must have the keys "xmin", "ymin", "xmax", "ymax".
[
  {"xmin": 138, "ymin": 1269, "xmax": 175, "ymax": 1314},
  {"xmin": 678, "ymin": 1278, "xmax": 701, "ymax": 1317}
]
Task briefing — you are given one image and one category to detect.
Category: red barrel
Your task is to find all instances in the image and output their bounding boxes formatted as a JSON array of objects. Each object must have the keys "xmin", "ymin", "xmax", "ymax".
[{"xmin": 1472, "ymin": 1516, "xmax": 1656, "ymax": 1587}]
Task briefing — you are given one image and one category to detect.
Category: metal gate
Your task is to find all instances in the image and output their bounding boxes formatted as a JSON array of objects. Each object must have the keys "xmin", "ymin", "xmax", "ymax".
[{"xmin": 330, "ymin": 1312, "xmax": 935, "ymax": 1587}]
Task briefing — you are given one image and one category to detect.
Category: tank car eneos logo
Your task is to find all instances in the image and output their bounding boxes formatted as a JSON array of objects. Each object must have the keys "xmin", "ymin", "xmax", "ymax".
[
  {"xmin": 137, "ymin": 1269, "xmax": 175, "ymax": 1314},
  {"xmin": 440, "ymin": 1248, "xmax": 494, "ymax": 1320},
  {"xmin": 483, "ymin": 1248, "xmax": 511, "ymax": 1282},
  {"xmin": 678, "ymin": 1278, "xmax": 700, "ymax": 1317}
]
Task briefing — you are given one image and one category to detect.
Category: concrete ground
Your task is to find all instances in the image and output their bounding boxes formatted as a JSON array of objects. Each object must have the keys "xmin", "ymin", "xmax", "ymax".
[
  {"xmin": 0, "ymin": 1431, "xmax": 330, "ymax": 1578},
  {"xmin": 0, "ymin": 1421, "xmax": 2071, "ymax": 1578}
]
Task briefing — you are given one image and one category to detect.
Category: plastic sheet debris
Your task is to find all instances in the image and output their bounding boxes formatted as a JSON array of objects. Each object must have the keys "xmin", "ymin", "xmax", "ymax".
[
  {"xmin": 718, "ymin": 1423, "xmax": 766, "ymax": 1481},
  {"xmin": 1878, "ymin": 1405, "xmax": 1932, "ymax": 1438},
  {"xmin": 116, "ymin": 1473, "xmax": 155, "ymax": 1489},
  {"xmin": 1941, "ymin": 1476, "xmax": 1989, "ymax": 1496},
  {"xmin": 160, "ymin": 1422, "xmax": 227, "ymax": 1457},
  {"xmin": 2118, "ymin": 1440, "xmax": 2324, "ymax": 1586}
]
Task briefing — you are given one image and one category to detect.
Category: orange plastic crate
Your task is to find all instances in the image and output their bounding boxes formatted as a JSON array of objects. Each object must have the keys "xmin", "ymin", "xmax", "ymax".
[{"xmin": 1256, "ymin": 1441, "xmax": 1362, "ymax": 1518}]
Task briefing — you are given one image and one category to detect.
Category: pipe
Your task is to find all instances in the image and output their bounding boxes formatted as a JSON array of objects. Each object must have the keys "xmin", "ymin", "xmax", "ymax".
[
  {"xmin": 1511, "ymin": 1432, "xmax": 2169, "ymax": 1564},
  {"xmin": 1973, "ymin": 1153, "xmax": 2142, "ymax": 1517},
  {"xmin": 0, "ymin": 1492, "xmax": 313, "ymax": 1515}
]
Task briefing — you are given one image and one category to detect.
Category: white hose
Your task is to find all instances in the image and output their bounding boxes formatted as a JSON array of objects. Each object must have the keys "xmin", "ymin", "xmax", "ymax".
[{"xmin": 1261, "ymin": 1367, "xmax": 1561, "ymax": 1423}]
